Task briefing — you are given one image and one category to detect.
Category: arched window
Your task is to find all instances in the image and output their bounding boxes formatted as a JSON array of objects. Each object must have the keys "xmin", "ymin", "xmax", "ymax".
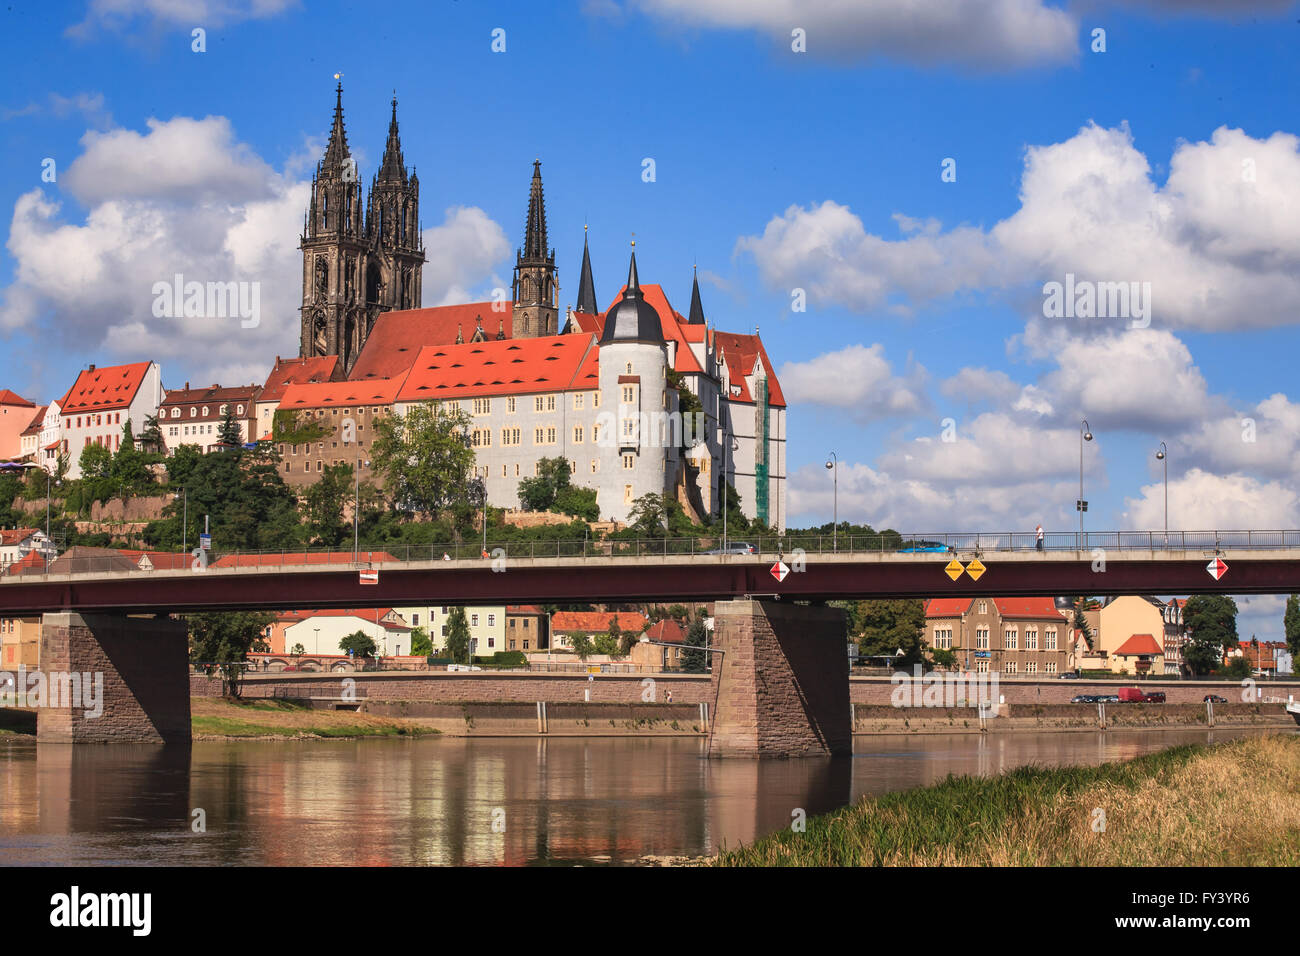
[
  {"xmin": 171, "ymin": 408, "xmax": 180, "ymax": 419},
  {"xmin": 322, "ymin": 191, "xmax": 329, "ymax": 230},
  {"xmin": 190, "ymin": 408, "xmax": 197, "ymax": 418}
]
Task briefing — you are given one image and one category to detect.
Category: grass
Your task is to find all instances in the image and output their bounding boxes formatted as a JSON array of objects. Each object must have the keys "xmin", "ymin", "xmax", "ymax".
[
  {"xmin": 191, "ymin": 696, "xmax": 439, "ymax": 739},
  {"xmin": 716, "ymin": 734, "xmax": 1300, "ymax": 866}
]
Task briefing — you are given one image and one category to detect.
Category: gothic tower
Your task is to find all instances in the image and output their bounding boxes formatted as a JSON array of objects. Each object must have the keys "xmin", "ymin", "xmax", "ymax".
[
  {"xmin": 300, "ymin": 83, "xmax": 369, "ymax": 372},
  {"xmin": 511, "ymin": 161, "xmax": 558, "ymax": 338},
  {"xmin": 365, "ymin": 95, "xmax": 425, "ymax": 321}
]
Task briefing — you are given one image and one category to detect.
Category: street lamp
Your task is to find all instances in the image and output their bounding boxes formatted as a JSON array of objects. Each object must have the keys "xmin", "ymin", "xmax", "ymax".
[
  {"xmin": 1155, "ymin": 442, "xmax": 1168, "ymax": 546},
  {"xmin": 1078, "ymin": 420, "xmax": 1093, "ymax": 549},
  {"xmin": 353, "ymin": 454, "xmax": 370, "ymax": 563},
  {"xmin": 825, "ymin": 453, "xmax": 838, "ymax": 552}
]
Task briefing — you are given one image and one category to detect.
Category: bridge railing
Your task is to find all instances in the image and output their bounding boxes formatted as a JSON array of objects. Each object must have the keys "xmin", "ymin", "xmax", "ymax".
[{"xmin": 5, "ymin": 530, "xmax": 1300, "ymax": 580}]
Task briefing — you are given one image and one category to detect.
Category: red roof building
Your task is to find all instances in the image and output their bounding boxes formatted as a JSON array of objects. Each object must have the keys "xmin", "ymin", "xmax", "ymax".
[
  {"xmin": 158, "ymin": 383, "xmax": 261, "ymax": 453},
  {"xmin": 57, "ymin": 362, "xmax": 164, "ymax": 479},
  {"xmin": 0, "ymin": 389, "xmax": 37, "ymax": 462}
]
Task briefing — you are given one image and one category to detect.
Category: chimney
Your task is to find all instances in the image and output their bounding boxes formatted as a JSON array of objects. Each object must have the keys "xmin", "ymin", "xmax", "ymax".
[
  {"xmin": 87, "ymin": 364, "xmax": 95, "ymax": 372},
  {"xmin": 185, "ymin": 382, "xmax": 189, "ymax": 390}
]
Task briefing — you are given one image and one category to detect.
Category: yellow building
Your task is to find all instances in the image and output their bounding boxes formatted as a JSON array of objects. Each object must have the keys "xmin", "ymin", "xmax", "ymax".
[
  {"xmin": 0, "ymin": 615, "xmax": 40, "ymax": 669},
  {"xmin": 1097, "ymin": 596, "xmax": 1169, "ymax": 676}
]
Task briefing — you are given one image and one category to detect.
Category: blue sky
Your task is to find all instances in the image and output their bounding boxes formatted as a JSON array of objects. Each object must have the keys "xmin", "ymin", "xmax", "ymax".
[{"xmin": 2, "ymin": 0, "xmax": 1299, "ymax": 635}]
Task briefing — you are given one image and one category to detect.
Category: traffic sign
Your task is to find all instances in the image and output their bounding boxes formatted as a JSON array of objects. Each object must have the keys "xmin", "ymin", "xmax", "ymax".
[
  {"xmin": 944, "ymin": 559, "xmax": 964, "ymax": 581},
  {"xmin": 965, "ymin": 558, "xmax": 986, "ymax": 581},
  {"xmin": 1206, "ymin": 557, "xmax": 1228, "ymax": 581},
  {"xmin": 770, "ymin": 561, "xmax": 790, "ymax": 582},
  {"xmin": 199, "ymin": 533, "xmax": 211, "ymax": 551},
  {"xmin": 359, "ymin": 569, "xmax": 379, "ymax": 585}
]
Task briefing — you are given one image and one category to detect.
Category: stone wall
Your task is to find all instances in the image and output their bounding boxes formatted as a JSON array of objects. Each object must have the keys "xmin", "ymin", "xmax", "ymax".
[
  {"xmin": 709, "ymin": 599, "xmax": 850, "ymax": 758},
  {"xmin": 40, "ymin": 612, "xmax": 190, "ymax": 744}
]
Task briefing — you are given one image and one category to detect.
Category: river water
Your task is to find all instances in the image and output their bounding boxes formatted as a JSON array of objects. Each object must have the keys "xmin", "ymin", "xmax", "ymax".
[{"xmin": 0, "ymin": 728, "xmax": 1283, "ymax": 866}]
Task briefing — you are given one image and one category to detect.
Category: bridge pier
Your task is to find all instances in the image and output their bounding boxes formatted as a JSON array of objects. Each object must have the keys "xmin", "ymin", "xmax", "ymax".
[
  {"xmin": 708, "ymin": 599, "xmax": 850, "ymax": 758},
  {"xmin": 38, "ymin": 612, "xmax": 191, "ymax": 744}
]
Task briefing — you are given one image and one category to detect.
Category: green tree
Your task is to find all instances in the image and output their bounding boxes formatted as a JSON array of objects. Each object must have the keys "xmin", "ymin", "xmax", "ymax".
[
  {"xmin": 302, "ymin": 463, "xmax": 354, "ymax": 547},
  {"xmin": 444, "ymin": 607, "xmax": 471, "ymax": 665},
  {"xmin": 930, "ymin": 646, "xmax": 958, "ymax": 670},
  {"xmin": 290, "ymin": 642, "xmax": 305, "ymax": 656},
  {"xmin": 853, "ymin": 599, "xmax": 928, "ymax": 669},
  {"xmin": 188, "ymin": 610, "xmax": 276, "ymax": 697},
  {"xmin": 1182, "ymin": 595, "xmax": 1239, "ymax": 675},
  {"xmin": 111, "ymin": 419, "xmax": 154, "ymax": 495},
  {"xmin": 570, "ymin": 632, "xmax": 595, "ymax": 660},
  {"xmin": 217, "ymin": 404, "xmax": 243, "ymax": 449},
  {"xmin": 517, "ymin": 456, "xmax": 570, "ymax": 511},
  {"xmin": 592, "ymin": 632, "xmax": 621, "ymax": 657},
  {"xmin": 1284, "ymin": 595, "xmax": 1300, "ymax": 664},
  {"xmin": 410, "ymin": 626, "xmax": 433, "ymax": 657},
  {"xmin": 138, "ymin": 414, "xmax": 165, "ymax": 454},
  {"xmin": 552, "ymin": 484, "xmax": 599, "ymax": 521},
  {"xmin": 1222, "ymin": 656, "xmax": 1253, "ymax": 679},
  {"xmin": 371, "ymin": 402, "xmax": 476, "ymax": 519},
  {"xmin": 678, "ymin": 612, "xmax": 709, "ymax": 673},
  {"xmin": 78, "ymin": 442, "xmax": 112, "ymax": 480},
  {"xmin": 339, "ymin": 630, "xmax": 377, "ymax": 658}
]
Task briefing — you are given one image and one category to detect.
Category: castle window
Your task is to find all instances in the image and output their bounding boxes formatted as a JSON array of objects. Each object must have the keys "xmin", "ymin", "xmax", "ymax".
[
  {"xmin": 546, "ymin": 427, "xmax": 556, "ymax": 444},
  {"xmin": 171, "ymin": 408, "xmax": 179, "ymax": 418},
  {"xmin": 507, "ymin": 397, "xmax": 516, "ymax": 413},
  {"xmin": 593, "ymin": 392, "xmax": 600, "ymax": 408},
  {"xmin": 573, "ymin": 393, "xmax": 584, "ymax": 411},
  {"xmin": 573, "ymin": 426, "xmax": 583, "ymax": 444},
  {"xmin": 621, "ymin": 386, "xmax": 634, "ymax": 404},
  {"xmin": 591, "ymin": 459, "xmax": 598, "ymax": 473},
  {"xmin": 623, "ymin": 454, "xmax": 634, "ymax": 470},
  {"xmin": 623, "ymin": 484, "xmax": 633, "ymax": 504},
  {"xmin": 190, "ymin": 408, "xmax": 197, "ymax": 418},
  {"xmin": 625, "ymin": 362, "xmax": 632, "ymax": 374}
]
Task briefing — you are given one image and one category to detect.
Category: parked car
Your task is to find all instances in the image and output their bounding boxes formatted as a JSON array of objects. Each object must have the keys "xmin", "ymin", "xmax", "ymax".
[
  {"xmin": 1117, "ymin": 687, "xmax": 1145, "ymax": 703},
  {"xmin": 1204, "ymin": 694, "xmax": 1228, "ymax": 703},
  {"xmin": 1097, "ymin": 694, "xmax": 1120, "ymax": 703},
  {"xmin": 1141, "ymin": 691, "xmax": 1166, "ymax": 703},
  {"xmin": 1071, "ymin": 694, "xmax": 1099, "ymax": 703},
  {"xmin": 1058, "ymin": 672, "xmax": 1080, "ymax": 680},
  {"xmin": 706, "ymin": 541, "xmax": 756, "ymax": 555}
]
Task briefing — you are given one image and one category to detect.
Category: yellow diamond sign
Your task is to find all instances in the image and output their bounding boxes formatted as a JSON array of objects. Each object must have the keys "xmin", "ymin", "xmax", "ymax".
[
  {"xmin": 965, "ymin": 558, "xmax": 986, "ymax": 581},
  {"xmin": 944, "ymin": 559, "xmax": 965, "ymax": 581}
]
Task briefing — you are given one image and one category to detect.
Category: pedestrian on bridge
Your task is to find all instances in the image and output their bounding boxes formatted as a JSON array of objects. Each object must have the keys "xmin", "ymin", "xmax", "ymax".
[{"xmin": 1036, "ymin": 524, "xmax": 1044, "ymax": 552}]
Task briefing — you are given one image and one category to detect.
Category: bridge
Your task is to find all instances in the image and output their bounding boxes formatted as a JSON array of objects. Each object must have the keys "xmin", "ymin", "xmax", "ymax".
[{"xmin": 6, "ymin": 530, "xmax": 1297, "ymax": 756}]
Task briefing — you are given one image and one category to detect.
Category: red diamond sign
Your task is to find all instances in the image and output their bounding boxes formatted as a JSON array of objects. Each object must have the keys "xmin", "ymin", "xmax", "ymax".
[
  {"xmin": 770, "ymin": 561, "xmax": 790, "ymax": 582},
  {"xmin": 359, "ymin": 569, "xmax": 379, "ymax": 585},
  {"xmin": 1206, "ymin": 557, "xmax": 1228, "ymax": 581}
]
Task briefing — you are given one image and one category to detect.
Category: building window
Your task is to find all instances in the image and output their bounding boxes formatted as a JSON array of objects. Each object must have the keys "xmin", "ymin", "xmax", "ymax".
[
  {"xmin": 1046, "ymin": 661, "xmax": 1058, "ymax": 674},
  {"xmin": 471, "ymin": 614, "xmax": 479, "ymax": 627},
  {"xmin": 1026, "ymin": 629, "xmax": 1038, "ymax": 650},
  {"xmin": 976, "ymin": 628, "xmax": 989, "ymax": 650},
  {"xmin": 573, "ymin": 426, "xmax": 583, "ymax": 444},
  {"xmin": 1005, "ymin": 629, "xmax": 1017, "ymax": 650},
  {"xmin": 546, "ymin": 426, "xmax": 556, "ymax": 444},
  {"xmin": 487, "ymin": 614, "xmax": 495, "ymax": 627},
  {"xmin": 623, "ymin": 454, "xmax": 634, "ymax": 469},
  {"xmin": 473, "ymin": 398, "xmax": 492, "ymax": 416},
  {"xmin": 625, "ymin": 362, "xmax": 632, "ymax": 374},
  {"xmin": 573, "ymin": 393, "xmax": 584, "ymax": 410},
  {"xmin": 621, "ymin": 385, "xmax": 634, "ymax": 404},
  {"xmin": 978, "ymin": 601, "xmax": 987, "ymax": 615},
  {"xmin": 534, "ymin": 427, "xmax": 545, "ymax": 445},
  {"xmin": 487, "ymin": 638, "xmax": 495, "ymax": 649},
  {"xmin": 507, "ymin": 397, "xmax": 516, "ymax": 413},
  {"xmin": 593, "ymin": 391, "xmax": 600, "ymax": 408},
  {"xmin": 623, "ymin": 484, "xmax": 633, "ymax": 504},
  {"xmin": 411, "ymin": 614, "xmax": 419, "ymax": 626},
  {"xmin": 1004, "ymin": 661, "xmax": 1017, "ymax": 674},
  {"xmin": 1026, "ymin": 661, "xmax": 1038, "ymax": 674},
  {"xmin": 590, "ymin": 459, "xmax": 598, "ymax": 473},
  {"xmin": 1046, "ymin": 629, "xmax": 1057, "ymax": 651}
]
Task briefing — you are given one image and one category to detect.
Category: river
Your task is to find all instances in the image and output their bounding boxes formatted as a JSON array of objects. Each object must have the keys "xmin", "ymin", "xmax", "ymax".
[{"xmin": 0, "ymin": 728, "xmax": 1283, "ymax": 865}]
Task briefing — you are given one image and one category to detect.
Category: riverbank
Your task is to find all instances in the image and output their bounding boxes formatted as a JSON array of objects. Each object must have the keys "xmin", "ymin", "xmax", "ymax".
[
  {"xmin": 715, "ymin": 733, "xmax": 1300, "ymax": 866},
  {"xmin": 191, "ymin": 697, "xmax": 439, "ymax": 740}
]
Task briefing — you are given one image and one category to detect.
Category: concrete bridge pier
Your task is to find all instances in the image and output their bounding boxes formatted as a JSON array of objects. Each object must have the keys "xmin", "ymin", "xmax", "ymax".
[
  {"xmin": 38, "ymin": 612, "xmax": 191, "ymax": 744},
  {"xmin": 708, "ymin": 599, "xmax": 851, "ymax": 758}
]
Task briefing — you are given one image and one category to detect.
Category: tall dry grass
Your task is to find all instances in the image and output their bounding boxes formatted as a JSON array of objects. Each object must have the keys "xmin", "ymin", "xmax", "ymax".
[{"xmin": 716, "ymin": 734, "xmax": 1300, "ymax": 866}]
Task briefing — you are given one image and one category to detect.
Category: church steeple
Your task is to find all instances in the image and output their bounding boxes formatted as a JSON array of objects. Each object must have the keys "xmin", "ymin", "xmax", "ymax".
[
  {"xmin": 576, "ymin": 225, "xmax": 598, "ymax": 315},
  {"xmin": 376, "ymin": 95, "xmax": 407, "ymax": 185},
  {"xmin": 511, "ymin": 159, "xmax": 558, "ymax": 338},
  {"xmin": 688, "ymin": 264, "xmax": 705, "ymax": 325},
  {"xmin": 321, "ymin": 82, "xmax": 351, "ymax": 173}
]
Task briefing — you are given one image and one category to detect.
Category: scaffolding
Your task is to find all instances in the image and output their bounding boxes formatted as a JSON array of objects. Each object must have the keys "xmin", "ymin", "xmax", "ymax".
[{"xmin": 754, "ymin": 377, "xmax": 769, "ymax": 526}]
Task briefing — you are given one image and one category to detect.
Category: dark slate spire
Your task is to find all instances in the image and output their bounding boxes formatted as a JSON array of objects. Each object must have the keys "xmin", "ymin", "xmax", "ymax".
[
  {"xmin": 523, "ymin": 160, "xmax": 548, "ymax": 260},
  {"xmin": 687, "ymin": 264, "xmax": 705, "ymax": 325},
  {"xmin": 376, "ymin": 94, "xmax": 407, "ymax": 185},
  {"xmin": 321, "ymin": 82, "xmax": 351, "ymax": 172},
  {"xmin": 599, "ymin": 243, "xmax": 664, "ymax": 344},
  {"xmin": 576, "ymin": 225, "xmax": 598, "ymax": 314}
]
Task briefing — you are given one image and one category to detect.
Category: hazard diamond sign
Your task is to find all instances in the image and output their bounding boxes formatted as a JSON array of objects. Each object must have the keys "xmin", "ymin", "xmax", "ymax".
[
  {"xmin": 965, "ymin": 558, "xmax": 986, "ymax": 581},
  {"xmin": 770, "ymin": 561, "xmax": 790, "ymax": 582},
  {"xmin": 944, "ymin": 559, "xmax": 964, "ymax": 581},
  {"xmin": 1206, "ymin": 557, "xmax": 1228, "ymax": 581}
]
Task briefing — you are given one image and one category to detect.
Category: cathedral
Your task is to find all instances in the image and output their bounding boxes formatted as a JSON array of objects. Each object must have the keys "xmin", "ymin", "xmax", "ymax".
[{"xmin": 292, "ymin": 86, "xmax": 787, "ymax": 530}]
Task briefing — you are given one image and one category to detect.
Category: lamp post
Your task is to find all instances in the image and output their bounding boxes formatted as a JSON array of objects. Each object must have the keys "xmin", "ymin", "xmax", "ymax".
[
  {"xmin": 1078, "ymin": 420, "xmax": 1093, "ymax": 549},
  {"xmin": 720, "ymin": 422, "xmax": 731, "ymax": 551},
  {"xmin": 172, "ymin": 487, "xmax": 187, "ymax": 554},
  {"xmin": 825, "ymin": 452, "xmax": 838, "ymax": 552},
  {"xmin": 353, "ymin": 453, "xmax": 369, "ymax": 563},
  {"xmin": 1155, "ymin": 442, "xmax": 1168, "ymax": 547}
]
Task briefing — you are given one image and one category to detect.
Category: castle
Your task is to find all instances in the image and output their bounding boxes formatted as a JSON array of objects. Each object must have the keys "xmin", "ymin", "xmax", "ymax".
[{"xmin": 288, "ymin": 86, "xmax": 787, "ymax": 529}]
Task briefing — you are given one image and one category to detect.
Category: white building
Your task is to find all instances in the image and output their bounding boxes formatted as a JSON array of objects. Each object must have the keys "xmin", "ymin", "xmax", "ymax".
[
  {"xmin": 282, "ymin": 608, "xmax": 413, "ymax": 657},
  {"xmin": 392, "ymin": 604, "xmax": 507, "ymax": 657},
  {"xmin": 58, "ymin": 362, "xmax": 164, "ymax": 479}
]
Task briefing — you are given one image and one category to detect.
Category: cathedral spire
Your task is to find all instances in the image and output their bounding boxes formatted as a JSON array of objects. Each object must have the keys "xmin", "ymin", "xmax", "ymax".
[
  {"xmin": 376, "ymin": 94, "xmax": 407, "ymax": 185},
  {"xmin": 321, "ymin": 82, "xmax": 351, "ymax": 173},
  {"xmin": 576, "ymin": 225, "xmax": 598, "ymax": 314},
  {"xmin": 523, "ymin": 160, "xmax": 549, "ymax": 260},
  {"xmin": 688, "ymin": 264, "xmax": 705, "ymax": 325}
]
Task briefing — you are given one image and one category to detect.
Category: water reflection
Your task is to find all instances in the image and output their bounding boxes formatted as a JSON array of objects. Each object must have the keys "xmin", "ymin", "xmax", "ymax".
[{"xmin": 0, "ymin": 728, "xmax": 1281, "ymax": 866}]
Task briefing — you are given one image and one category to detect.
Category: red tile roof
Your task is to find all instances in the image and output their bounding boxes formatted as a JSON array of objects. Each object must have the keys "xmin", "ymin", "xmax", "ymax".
[
  {"xmin": 277, "ymin": 608, "xmax": 411, "ymax": 630},
  {"xmin": 644, "ymin": 618, "xmax": 685, "ymax": 643},
  {"xmin": 259, "ymin": 356, "xmax": 340, "ymax": 404},
  {"xmin": 550, "ymin": 611, "xmax": 647, "ymax": 633},
  {"xmin": 4, "ymin": 551, "xmax": 44, "ymax": 575},
  {"xmin": 600, "ymin": 284, "xmax": 706, "ymax": 376},
  {"xmin": 713, "ymin": 331, "xmax": 786, "ymax": 407},
  {"xmin": 924, "ymin": 597, "xmax": 1064, "ymax": 619},
  {"xmin": 19, "ymin": 405, "xmax": 47, "ymax": 437},
  {"xmin": 350, "ymin": 303, "xmax": 512, "ymax": 382},
  {"xmin": 278, "ymin": 378, "xmax": 405, "ymax": 411},
  {"xmin": 212, "ymin": 551, "xmax": 399, "ymax": 568},
  {"xmin": 59, "ymin": 362, "xmax": 152, "ymax": 414},
  {"xmin": 1114, "ymin": 634, "xmax": 1163, "ymax": 656},
  {"xmin": 0, "ymin": 389, "xmax": 35, "ymax": 407},
  {"xmin": 507, "ymin": 605, "xmax": 545, "ymax": 614},
  {"xmin": 396, "ymin": 335, "xmax": 596, "ymax": 403},
  {"xmin": 0, "ymin": 528, "xmax": 40, "ymax": 546},
  {"xmin": 160, "ymin": 385, "xmax": 260, "ymax": 413}
]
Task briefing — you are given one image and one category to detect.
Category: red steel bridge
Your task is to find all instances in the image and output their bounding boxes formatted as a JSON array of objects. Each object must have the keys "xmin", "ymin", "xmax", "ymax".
[{"xmin": 2, "ymin": 530, "xmax": 1298, "ymax": 615}]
